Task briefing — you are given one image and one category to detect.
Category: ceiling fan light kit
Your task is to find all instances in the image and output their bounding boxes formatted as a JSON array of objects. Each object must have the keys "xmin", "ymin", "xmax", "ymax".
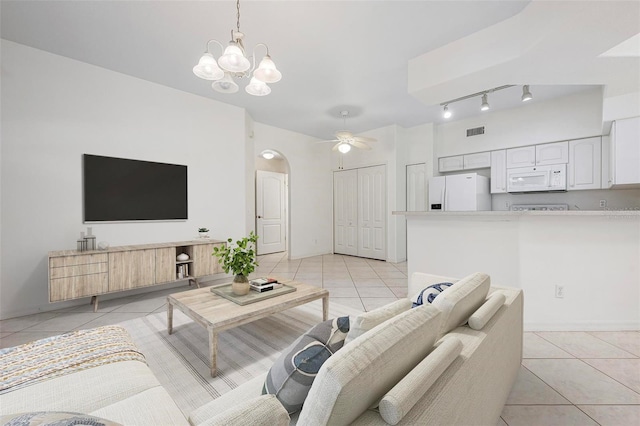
[
  {"xmin": 440, "ymin": 85, "xmax": 533, "ymax": 118},
  {"xmin": 321, "ymin": 110, "xmax": 377, "ymax": 154},
  {"xmin": 193, "ymin": 0, "xmax": 282, "ymax": 96}
]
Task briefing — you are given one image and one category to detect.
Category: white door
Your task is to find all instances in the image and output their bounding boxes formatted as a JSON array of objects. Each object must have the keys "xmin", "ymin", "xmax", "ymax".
[
  {"xmin": 406, "ymin": 163, "xmax": 426, "ymax": 211},
  {"xmin": 568, "ymin": 137, "xmax": 601, "ymax": 191},
  {"xmin": 358, "ymin": 165, "xmax": 386, "ymax": 260},
  {"xmin": 256, "ymin": 170, "xmax": 286, "ymax": 255},
  {"xmin": 334, "ymin": 170, "xmax": 358, "ymax": 256}
]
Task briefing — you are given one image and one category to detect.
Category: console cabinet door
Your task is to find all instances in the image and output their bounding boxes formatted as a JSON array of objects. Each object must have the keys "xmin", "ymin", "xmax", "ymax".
[
  {"xmin": 155, "ymin": 248, "xmax": 176, "ymax": 284},
  {"xmin": 109, "ymin": 249, "xmax": 156, "ymax": 291},
  {"xmin": 192, "ymin": 243, "xmax": 223, "ymax": 277}
]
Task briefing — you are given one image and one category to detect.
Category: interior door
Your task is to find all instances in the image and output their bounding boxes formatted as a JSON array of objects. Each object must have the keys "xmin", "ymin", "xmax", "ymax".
[
  {"xmin": 406, "ymin": 163, "xmax": 426, "ymax": 211},
  {"xmin": 358, "ymin": 165, "xmax": 386, "ymax": 260},
  {"xmin": 256, "ymin": 170, "xmax": 286, "ymax": 255},
  {"xmin": 334, "ymin": 170, "xmax": 358, "ymax": 256}
]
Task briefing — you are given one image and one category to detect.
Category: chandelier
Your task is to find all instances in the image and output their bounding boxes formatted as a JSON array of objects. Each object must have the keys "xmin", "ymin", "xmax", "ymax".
[{"xmin": 192, "ymin": 0, "xmax": 282, "ymax": 96}]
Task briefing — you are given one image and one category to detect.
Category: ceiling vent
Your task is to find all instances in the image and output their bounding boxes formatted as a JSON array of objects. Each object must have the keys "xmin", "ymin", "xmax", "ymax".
[{"xmin": 466, "ymin": 126, "xmax": 485, "ymax": 137}]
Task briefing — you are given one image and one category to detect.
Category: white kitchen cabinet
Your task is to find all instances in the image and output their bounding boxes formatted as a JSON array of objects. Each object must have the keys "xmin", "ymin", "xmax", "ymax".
[
  {"xmin": 463, "ymin": 152, "xmax": 491, "ymax": 170},
  {"xmin": 608, "ymin": 117, "xmax": 640, "ymax": 188},
  {"xmin": 536, "ymin": 141, "xmax": 569, "ymax": 165},
  {"xmin": 439, "ymin": 152, "xmax": 490, "ymax": 172},
  {"xmin": 568, "ymin": 137, "xmax": 601, "ymax": 191},
  {"xmin": 506, "ymin": 146, "xmax": 536, "ymax": 168},
  {"xmin": 506, "ymin": 142, "xmax": 569, "ymax": 168},
  {"xmin": 490, "ymin": 150, "xmax": 507, "ymax": 193},
  {"xmin": 438, "ymin": 156, "xmax": 464, "ymax": 172}
]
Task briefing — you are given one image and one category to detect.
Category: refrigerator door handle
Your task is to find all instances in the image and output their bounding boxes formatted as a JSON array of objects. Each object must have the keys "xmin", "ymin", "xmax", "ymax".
[{"xmin": 443, "ymin": 188, "xmax": 447, "ymax": 211}]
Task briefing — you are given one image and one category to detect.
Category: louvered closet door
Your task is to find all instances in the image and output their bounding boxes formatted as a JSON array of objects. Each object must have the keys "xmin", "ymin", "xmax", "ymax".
[
  {"xmin": 333, "ymin": 170, "xmax": 358, "ymax": 256},
  {"xmin": 358, "ymin": 165, "xmax": 386, "ymax": 260}
]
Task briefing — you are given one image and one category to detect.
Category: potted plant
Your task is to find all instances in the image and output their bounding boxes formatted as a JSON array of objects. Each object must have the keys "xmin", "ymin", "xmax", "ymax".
[
  {"xmin": 198, "ymin": 227, "xmax": 210, "ymax": 238},
  {"xmin": 213, "ymin": 232, "xmax": 259, "ymax": 295}
]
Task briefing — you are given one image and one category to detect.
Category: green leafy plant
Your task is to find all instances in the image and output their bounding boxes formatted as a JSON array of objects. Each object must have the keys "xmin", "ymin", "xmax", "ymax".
[
  {"xmin": 212, "ymin": 232, "xmax": 259, "ymax": 277},
  {"xmin": 198, "ymin": 227, "xmax": 210, "ymax": 233}
]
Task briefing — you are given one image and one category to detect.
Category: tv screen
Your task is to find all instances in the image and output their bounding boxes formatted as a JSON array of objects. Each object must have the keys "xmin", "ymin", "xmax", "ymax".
[{"xmin": 83, "ymin": 154, "xmax": 188, "ymax": 222}]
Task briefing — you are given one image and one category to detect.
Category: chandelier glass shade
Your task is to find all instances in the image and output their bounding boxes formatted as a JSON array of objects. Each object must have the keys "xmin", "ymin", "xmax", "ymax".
[
  {"xmin": 338, "ymin": 143, "xmax": 352, "ymax": 154},
  {"xmin": 193, "ymin": 0, "xmax": 281, "ymax": 96}
]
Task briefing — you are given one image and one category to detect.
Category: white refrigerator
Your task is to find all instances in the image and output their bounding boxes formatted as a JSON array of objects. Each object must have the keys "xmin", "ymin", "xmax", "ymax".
[{"xmin": 428, "ymin": 173, "xmax": 491, "ymax": 211}]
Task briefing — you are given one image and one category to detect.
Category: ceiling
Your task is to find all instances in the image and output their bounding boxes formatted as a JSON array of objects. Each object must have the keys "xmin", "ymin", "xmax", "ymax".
[{"xmin": 1, "ymin": 1, "xmax": 637, "ymax": 140}]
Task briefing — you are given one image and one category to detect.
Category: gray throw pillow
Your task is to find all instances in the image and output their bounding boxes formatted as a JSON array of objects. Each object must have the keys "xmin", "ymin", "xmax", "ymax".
[{"xmin": 263, "ymin": 316, "xmax": 350, "ymax": 414}]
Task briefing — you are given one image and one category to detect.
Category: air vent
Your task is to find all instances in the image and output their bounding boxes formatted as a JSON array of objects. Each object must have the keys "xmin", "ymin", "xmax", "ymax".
[{"xmin": 466, "ymin": 126, "xmax": 485, "ymax": 137}]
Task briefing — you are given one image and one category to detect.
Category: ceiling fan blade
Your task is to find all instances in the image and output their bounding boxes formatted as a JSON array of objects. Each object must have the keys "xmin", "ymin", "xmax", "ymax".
[
  {"xmin": 335, "ymin": 130, "xmax": 354, "ymax": 139},
  {"xmin": 351, "ymin": 140, "xmax": 372, "ymax": 150},
  {"xmin": 316, "ymin": 139, "xmax": 340, "ymax": 144},
  {"xmin": 353, "ymin": 136, "xmax": 377, "ymax": 143},
  {"xmin": 331, "ymin": 142, "xmax": 341, "ymax": 151}
]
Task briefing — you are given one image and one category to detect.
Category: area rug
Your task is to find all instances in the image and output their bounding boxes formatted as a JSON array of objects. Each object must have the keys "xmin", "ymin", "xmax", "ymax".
[{"xmin": 117, "ymin": 299, "xmax": 361, "ymax": 417}]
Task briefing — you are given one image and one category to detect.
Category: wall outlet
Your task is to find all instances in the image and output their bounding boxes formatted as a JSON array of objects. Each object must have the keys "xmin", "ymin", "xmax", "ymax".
[
  {"xmin": 555, "ymin": 285, "xmax": 565, "ymax": 298},
  {"xmin": 600, "ymin": 200, "xmax": 607, "ymax": 208}
]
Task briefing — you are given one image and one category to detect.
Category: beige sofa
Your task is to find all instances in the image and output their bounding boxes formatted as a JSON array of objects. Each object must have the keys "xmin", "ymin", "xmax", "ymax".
[
  {"xmin": 191, "ymin": 272, "xmax": 524, "ymax": 425},
  {"xmin": 0, "ymin": 272, "xmax": 522, "ymax": 426}
]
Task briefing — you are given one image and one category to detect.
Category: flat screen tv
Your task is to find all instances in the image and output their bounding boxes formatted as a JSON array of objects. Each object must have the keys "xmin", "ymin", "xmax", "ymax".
[{"xmin": 83, "ymin": 154, "xmax": 188, "ymax": 222}]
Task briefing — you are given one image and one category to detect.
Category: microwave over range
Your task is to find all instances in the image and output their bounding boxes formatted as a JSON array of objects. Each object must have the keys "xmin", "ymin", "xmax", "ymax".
[{"xmin": 507, "ymin": 164, "xmax": 567, "ymax": 193}]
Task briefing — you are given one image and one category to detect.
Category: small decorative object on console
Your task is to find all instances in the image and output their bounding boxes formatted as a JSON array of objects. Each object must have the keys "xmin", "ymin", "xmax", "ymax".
[
  {"xmin": 176, "ymin": 253, "xmax": 190, "ymax": 262},
  {"xmin": 198, "ymin": 227, "xmax": 210, "ymax": 238},
  {"xmin": 98, "ymin": 241, "xmax": 109, "ymax": 250}
]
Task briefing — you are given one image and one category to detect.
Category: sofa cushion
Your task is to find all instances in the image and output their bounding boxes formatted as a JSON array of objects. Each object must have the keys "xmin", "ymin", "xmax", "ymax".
[
  {"xmin": 263, "ymin": 316, "xmax": 350, "ymax": 414},
  {"xmin": 468, "ymin": 292, "xmax": 506, "ymax": 330},
  {"xmin": 431, "ymin": 272, "xmax": 490, "ymax": 337},
  {"xmin": 194, "ymin": 395, "xmax": 289, "ymax": 426},
  {"xmin": 410, "ymin": 282, "xmax": 453, "ymax": 307},
  {"xmin": 344, "ymin": 299, "xmax": 412, "ymax": 344},
  {"xmin": 409, "ymin": 273, "xmax": 459, "ymax": 298},
  {"xmin": 0, "ymin": 411, "xmax": 121, "ymax": 426},
  {"xmin": 298, "ymin": 304, "xmax": 442, "ymax": 426},
  {"xmin": 379, "ymin": 337, "xmax": 463, "ymax": 425}
]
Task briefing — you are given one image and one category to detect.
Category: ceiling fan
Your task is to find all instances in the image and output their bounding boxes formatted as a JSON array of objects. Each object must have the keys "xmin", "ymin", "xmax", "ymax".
[{"xmin": 319, "ymin": 111, "xmax": 377, "ymax": 153}]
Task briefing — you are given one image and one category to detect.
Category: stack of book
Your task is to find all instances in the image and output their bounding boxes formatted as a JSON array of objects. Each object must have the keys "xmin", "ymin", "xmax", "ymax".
[{"xmin": 250, "ymin": 278, "xmax": 281, "ymax": 293}]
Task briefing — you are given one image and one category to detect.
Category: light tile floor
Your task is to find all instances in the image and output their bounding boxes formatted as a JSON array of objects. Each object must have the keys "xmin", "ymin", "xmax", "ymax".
[{"xmin": 1, "ymin": 252, "xmax": 638, "ymax": 425}]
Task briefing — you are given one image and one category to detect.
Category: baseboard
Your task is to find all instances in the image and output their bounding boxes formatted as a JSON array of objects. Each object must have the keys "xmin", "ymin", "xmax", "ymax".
[{"xmin": 525, "ymin": 321, "xmax": 640, "ymax": 331}]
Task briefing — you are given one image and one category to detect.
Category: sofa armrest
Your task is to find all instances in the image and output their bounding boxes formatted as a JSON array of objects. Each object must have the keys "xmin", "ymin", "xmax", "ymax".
[
  {"xmin": 191, "ymin": 394, "xmax": 289, "ymax": 426},
  {"xmin": 468, "ymin": 292, "xmax": 506, "ymax": 330}
]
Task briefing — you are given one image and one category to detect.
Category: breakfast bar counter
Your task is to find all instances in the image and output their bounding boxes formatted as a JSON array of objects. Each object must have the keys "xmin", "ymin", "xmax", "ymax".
[{"xmin": 395, "ymin": 210, "xmax": 640, "ymax": 331}]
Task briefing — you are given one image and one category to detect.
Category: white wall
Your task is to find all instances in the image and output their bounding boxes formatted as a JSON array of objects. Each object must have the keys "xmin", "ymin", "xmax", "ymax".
[
  {"xmin": 1, "ymin": 41, "xmax": 248, "ymax": 319},
  {"xmin": 436, "ymin": 89, "xmax": 603, "ymax": 157},
  {"xmin": 252, "ymin": 122, "xmax": 332, "ymax": 260}
]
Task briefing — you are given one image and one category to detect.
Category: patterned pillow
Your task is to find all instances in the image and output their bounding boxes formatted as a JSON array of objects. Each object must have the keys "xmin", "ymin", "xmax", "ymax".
[
  {"xmin": 411, "ymin": 282, "xmax": 453, "ymax": 307},
  {"xmin": 0, "ymin": 412, "xmax": 121, "ymax": 426},
  {"xmin": 263, "ymin": 316, "xmax": 350, "ymax": 414}
]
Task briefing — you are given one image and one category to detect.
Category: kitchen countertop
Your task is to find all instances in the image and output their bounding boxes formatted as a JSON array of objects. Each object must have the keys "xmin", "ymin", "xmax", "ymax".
[{"xmin": 394, "ymin": 210, "xmax": 640, "ymax": 217}]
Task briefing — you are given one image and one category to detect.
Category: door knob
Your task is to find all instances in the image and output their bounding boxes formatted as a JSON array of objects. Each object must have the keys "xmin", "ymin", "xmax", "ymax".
[{"xmin": 257, "ymin": 215, "xmax": 262, "ymax": 219}]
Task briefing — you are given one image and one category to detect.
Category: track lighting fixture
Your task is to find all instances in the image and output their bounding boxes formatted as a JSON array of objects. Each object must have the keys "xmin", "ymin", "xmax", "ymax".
[
  {"xmin": 480, "ymin": 93, "xmax": 490, "ymax": 111},
  {"xmin": 521, "ymin": 85, "xmax": 533, "ymax": 102},
  {"xmin": 439, "ymin": 85, "xmax": 535, "ymax": 118}
]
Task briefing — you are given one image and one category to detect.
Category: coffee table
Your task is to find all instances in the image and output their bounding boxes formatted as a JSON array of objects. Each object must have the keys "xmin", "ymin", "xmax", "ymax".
[{"xmin": 167, "ymin": 281, "xmax": 329, "ymax": 377}]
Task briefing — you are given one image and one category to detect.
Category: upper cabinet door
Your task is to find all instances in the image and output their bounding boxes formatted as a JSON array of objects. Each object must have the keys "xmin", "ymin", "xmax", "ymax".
[
  {"xmin": 438, "ymin": 155, "xmax": 464, "ymax": 172},
  {"xmin": 568, "ymin": 137, "xmax": 601, "ymax": 191},
  {"xmin": 536, "ymin": 141, "xmax": 568, "ymax": 165},
  {"xmin": 490, "ymin": 150, "xmax": 507, "ymax": 193},
  {"xmin": 463, "ymin": 152, "xmax": 491, "ymax": 170},
  {"xmin": 612, "ymin": 116, "xmax": 640, "ymax": 186},
  {"xmin": 506, "ymin": 146, "xmax": 536, "ymax": 168}
]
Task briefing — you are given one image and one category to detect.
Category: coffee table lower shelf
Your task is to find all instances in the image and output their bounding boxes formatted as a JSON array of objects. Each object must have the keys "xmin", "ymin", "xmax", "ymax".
[{"xmin": 166, "ymin": 282, "xmax": 329, "ymax": 377}]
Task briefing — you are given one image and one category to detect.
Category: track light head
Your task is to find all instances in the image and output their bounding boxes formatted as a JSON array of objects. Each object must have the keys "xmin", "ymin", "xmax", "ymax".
[
  {"xmin": 521, "ymin": 85, "xmax": 533, "ymax": 102},
  {"xmin": 480, "ymin": 93, "xmax": 490, "ymax": 111},
  {"xmin": 443, "ymin": 105, "xmax": 452, "ymax": 119}
]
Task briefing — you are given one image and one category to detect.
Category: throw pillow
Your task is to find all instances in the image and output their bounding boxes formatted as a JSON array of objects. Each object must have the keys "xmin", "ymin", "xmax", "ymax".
[
  {"xmin": 410, "ymin": 282, "xmax": 453, "ymax": 307},
  {"xmin": 263, "ymin": 316, "xmax": 350, "ymax": 414},
  {"xmin": 344, "ymin": 298, "xmax": 412, "ymax": 345},
  {"xmin": 0, "ymin": 412, "xmax": 121, "ymax": 426}
]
